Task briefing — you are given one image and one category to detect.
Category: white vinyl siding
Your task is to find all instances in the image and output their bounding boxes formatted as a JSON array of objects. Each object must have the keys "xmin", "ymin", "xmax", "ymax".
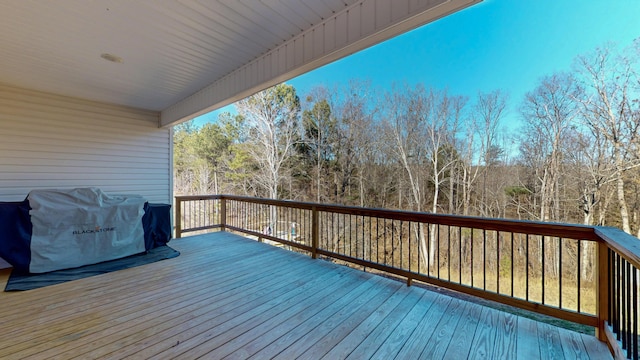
[{"xmin": 0, "ymin": 83, "xmax": 171, "ymax": 203}]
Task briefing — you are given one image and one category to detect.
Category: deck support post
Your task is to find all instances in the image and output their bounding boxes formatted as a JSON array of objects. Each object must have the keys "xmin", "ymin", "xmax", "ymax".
[
  {"xmin": 312, "ymin": 206, "xmax": 319, "ymax": 259},
  {"xmin": 175, "ymin": 197, "xmax": 182, "ymax": 238},
  {"xmin": 220, "ymin": 197, "xmax": 226, "ymax": 231},
  {"xmin": 596, "ymin": 241, "xmax": 609, "ymax": 342}
]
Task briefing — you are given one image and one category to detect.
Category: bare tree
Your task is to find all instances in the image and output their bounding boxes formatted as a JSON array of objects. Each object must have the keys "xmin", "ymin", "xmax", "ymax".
[
  {"xmin": 383, "ymin": 84, "xmax": 464, "ymax": 267},
  {"xmin": 520, "ymin": 73, "xmax": 579, "ymax": 222},
  {"xmin": 237, "ymin": 84, "xmax": 301, "ymax": 200},
  {"xmin": 470, "ymin": 90, "xmax": 508, "ymax": 217},
  {"xmin": 335, "ymin": 81, "xmax": 377, "ymax": 207},
  {"xmin": 302, "ymin": 87, "xmax": 334, "ymax": 203},
  {"xmin": 575, "ymin": 42, "xmax": 640, "ymax": 233}
]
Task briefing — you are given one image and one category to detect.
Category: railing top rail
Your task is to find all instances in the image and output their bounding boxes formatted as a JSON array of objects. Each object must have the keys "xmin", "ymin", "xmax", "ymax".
[
  {"xmin": 175, "ymin": 194, "xmax": 223, "ymax": 201},
  {"xmin": 595, "ymin": 226, "xmax": 640, "ymax": 267},
  {"xmin": 176, "ymin": 194, "xmax": 599, "ymax": 241}
]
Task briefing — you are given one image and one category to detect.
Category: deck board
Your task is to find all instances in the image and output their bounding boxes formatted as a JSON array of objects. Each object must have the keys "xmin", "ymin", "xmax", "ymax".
[
  {"xmin": 418, "ymin": 296, "xmax": 468, "ymax": 359},
  {"xmin": 447, "ymin": 301, "xmax": 485, "ymax": 359},
  {"xmin": 4, "ymin": 249, "xmax": 284, "ymax": 351},
  {"xmin": 243, "ymin": 277, "xmax": 388, "ymax": 360},
  {"xmin": 392, "ymin": 291, "xmax": 452, "ymax": 358},
  {"xmin": 0, "ymin": 231, "xmax": 612, "ymax": 359},
  {"xmin": 309, "ymin": 284, "xmax": 412, "ymax": 359},
  {"xmin": 467, "ymin": 305, "xmax": 498, "ymax": 359},
  {"xmin": 516, "ymin": 316, "xmax": 542, "ymax": 360},
  {"xmin": 367, "ymin": 290, "xmax": 439, "ymax": 359},
  {"xmin": 73, "ymin": 254, "xmax": 329, "ymax": 359},
  {"xmin": 272, "ymin": 278, "xmax": 408, "ymax": 359},
  {"xmin": 344, "ymin": 286, "xmax": 425, "ymax": 359},
  {"xmin": 492, "ymin": 307, "xmax": 518, "ymax": 358},
  {"xmin": 538, "ymin": 321, "xmax": 566, "ymax": 359},
  {"xmin": 559, "ymin": 327, "xmax": 591, "ymax": 360}
]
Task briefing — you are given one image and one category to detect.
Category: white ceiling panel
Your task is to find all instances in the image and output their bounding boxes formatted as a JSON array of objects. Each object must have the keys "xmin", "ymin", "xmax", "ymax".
[
  {"xmin": 0, "ymin": 0, "xmax": 480, "ymax": 127},
  {"xmin": 0, "ymin": 1, "xmax": 360, "ymax": 111}
]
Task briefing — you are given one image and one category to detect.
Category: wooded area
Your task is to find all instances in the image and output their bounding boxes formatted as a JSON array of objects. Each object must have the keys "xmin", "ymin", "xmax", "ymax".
[{"xmin": 174, "ymin": 40, "xmax": 640, "ymax": 235}]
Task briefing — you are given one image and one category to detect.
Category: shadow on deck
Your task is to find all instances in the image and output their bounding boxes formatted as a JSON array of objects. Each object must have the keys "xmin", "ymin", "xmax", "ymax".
[{"xmin": 0, "ymin": 231, "xmax": 611, "ymax": 359}]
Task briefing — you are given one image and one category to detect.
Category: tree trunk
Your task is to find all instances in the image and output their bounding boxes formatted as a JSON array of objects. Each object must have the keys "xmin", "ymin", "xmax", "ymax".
[{"xmin": 614, "ymin": 146, "xmax": 632, "ymax": 233}]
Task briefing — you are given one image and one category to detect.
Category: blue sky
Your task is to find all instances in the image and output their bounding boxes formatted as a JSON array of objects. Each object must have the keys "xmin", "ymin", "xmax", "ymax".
[{"xmin": 194, "ymin": 0, "xmax": 640, "ymax": 128}]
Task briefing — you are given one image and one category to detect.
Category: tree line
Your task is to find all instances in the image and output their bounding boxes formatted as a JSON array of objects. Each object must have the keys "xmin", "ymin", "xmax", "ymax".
[{"xmin": 174, "ymin": 40, "xmax": 640, "ymax": 235}]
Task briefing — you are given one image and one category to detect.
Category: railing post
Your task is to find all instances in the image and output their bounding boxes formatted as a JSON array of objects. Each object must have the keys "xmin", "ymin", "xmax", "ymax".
[
  {"xmin": 596, "ymin": 241, "xmax": 609, "ymax": 341},
  {"xmin": 312, "ymin": 206, "xmax": 318, "ymax": 259},
  {"xmin": 175, "ymin": 197, "xmax": 182, "ymax": 239},
  {"xmin": 220, "ymin": 197, "xmax": 226, "ymax": 231}
]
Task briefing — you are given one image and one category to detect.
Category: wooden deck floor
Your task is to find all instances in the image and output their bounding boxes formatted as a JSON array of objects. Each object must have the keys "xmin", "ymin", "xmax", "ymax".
[{"xmin": 0, "ymin": 231, "xmax": 611, "ymax": 359}]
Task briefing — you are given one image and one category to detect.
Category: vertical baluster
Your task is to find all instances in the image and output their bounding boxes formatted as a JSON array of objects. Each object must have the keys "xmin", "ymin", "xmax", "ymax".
[
  {"xmin": 342, "ymin": 213, "xmax": 345, "ymax": 256},
  {"xmin": 408, "ymin": 221, "xmax": 412, "ymax": 272},
  {"xmin": 427, "ymin": 223, "xmax": 431, "ymax": 276},
  {"xmin": 510, "ymin": 232, "xmax": 514, "ymax": 297},
  {"xmin": 376, "ymin": 217, "xmax": 380, "ymax": 265},
  {"xmin": 610, "ymin": 249, "xmax": 616, "ymax": 336},
  {"xmin": 324, "ymin": 211, "xmax": 328, "ymax": 251},
  {"xmin": 542, "ymin": 235, "xmax": 546, "ymax": 305},
  {"xmin": 618, "ymin": 253, "xmax": 622, "ymax": 339},
  {"xmin": 349, "ymin": 214, "xmax": 353, "ymax": 258},
  {"xmin": 437, "ymin": 225, "xmax": 441, "ymax": 279},
  {"xmin": 400, "ymin": 220, "xmax": 403, "ymax": 270},
  {"xmin": 368, "ymin": 216, "xmax": 372, "ymax": 264},
  {"xmin": 497, "ymin": 231, "xmax": 500, "ymax": 294},
  {"xmin": 469, "ymin": 228, "xmax": 474, "ymax": 287},
  {"xmin": 319, "ymin": 210, "xmax": 323, "ymax": 250},
  {"xmin": 625, "ymin": 258, "xmax": 630, "ymax": 349},
  {"xmin": 633, "ymin": 266, "xmax": 638, "ymax": 360},
  {"xmin": 627, "ymin": 261, "xmax": 632, "ymax": 354},
  {"xmin": 483, "ymin": 229, "xmax": 487, "ymax": 291},
  {"xmin": 577, "ymin": 240, "xmax": 582, "ymax": 313},
  {"xmin": 526, "ymin": 234, "xmax": 530, "ymax": 302},
  {"xmin": 448, "ymin": 226, "xmax": 451, "ymax": 282},
  {"xmin": 459, "ymin": 227, "xmax": 463, "ymax": 284},
  {"xmin": 383, "ymin": 218, "xmax": 387, "ymax": 266},
  {"xmin": 321, "ymin": 211, "xmax": 325, "ymax": 250},
  {"xmin": 623, "ymin": 256, "xmax": 628, "ymax": 347},
  {"xmin": 391, "ymin": 219, "xmax": 395, "ymax": 268},
  {"xmin": 559, "ymin": 237, "xmax": 563, "ymax": 309},
  {"xmin": 347, "ymin": 214, "xmax": 352, "ymax": 256},
  {"xmin": 361, "ymin": 215, "xmax": 365, "ymax": 269},
  {"xmin": 362, "ymin": 215, "xmax": 365, "ymax": 264},
  {"xmin": 332, "ymin": 212, "xmax": 336, "ymax": 253}
]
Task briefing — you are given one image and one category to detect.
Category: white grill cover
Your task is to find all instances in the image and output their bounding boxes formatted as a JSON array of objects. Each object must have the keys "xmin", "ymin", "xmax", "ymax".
[{"xmin": 27, "ymin": 188, "xmax": 146, "ymax": 273}]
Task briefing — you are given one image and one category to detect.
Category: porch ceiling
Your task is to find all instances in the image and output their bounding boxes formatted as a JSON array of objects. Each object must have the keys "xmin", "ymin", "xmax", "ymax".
[{"xmin": 0, "ymin": 0, "xmax": 479, "ymax": 127}]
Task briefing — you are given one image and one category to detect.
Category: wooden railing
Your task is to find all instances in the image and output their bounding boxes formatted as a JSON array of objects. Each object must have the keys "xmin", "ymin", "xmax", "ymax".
[{"xmin": 175, "ymin": 194, "xmax": 640, "ymax": 359}]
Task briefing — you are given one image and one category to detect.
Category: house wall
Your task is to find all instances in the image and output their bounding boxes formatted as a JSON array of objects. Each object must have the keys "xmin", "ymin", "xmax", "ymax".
[
  {"xmin": 0, "ymin": 85, "xmax": 172, "ymax": 203},
  {"xmin": 0, "ymin": 83, "xmax": 171, "ymax": 203},
  {"xmin": 0, "ymin": 84, "xmax": 172, "ymax": 269}
]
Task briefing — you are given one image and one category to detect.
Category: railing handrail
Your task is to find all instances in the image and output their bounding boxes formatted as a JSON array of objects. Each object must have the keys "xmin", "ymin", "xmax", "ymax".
[
  {"xmin": 595, "ymin": 226, "xmax": 640, "ymax": 267},
  {"xmin": 176, "ymin": 194, "xmax": 600, "ymax": 241}
]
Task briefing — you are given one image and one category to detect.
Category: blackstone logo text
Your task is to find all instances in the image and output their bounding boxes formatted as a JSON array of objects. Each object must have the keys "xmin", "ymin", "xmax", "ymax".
[{"xmin": 72, "ymin": 226, "xmax": 116, "ymax": 235}]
